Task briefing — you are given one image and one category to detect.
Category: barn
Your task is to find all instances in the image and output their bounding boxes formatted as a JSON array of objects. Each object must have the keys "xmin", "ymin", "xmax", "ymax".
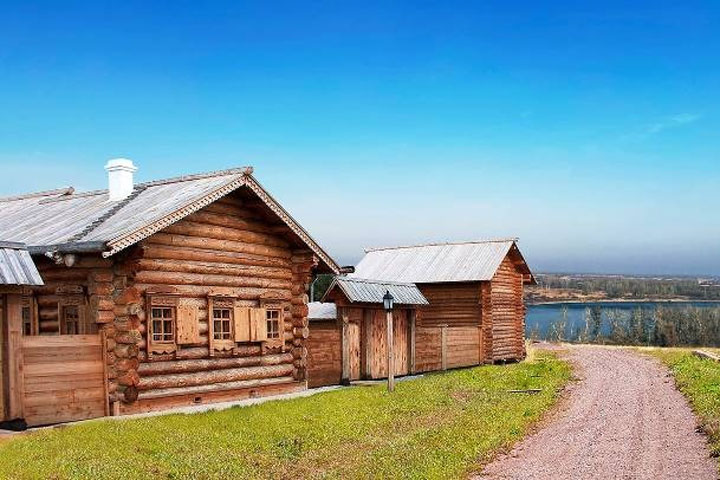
[
  {"xmin": 307, "ymin": 240, "xmax": 535, "ymax": 387},
  {"xmin": 0, "ymin": 160, "xmax": 339, "ymax": 427}
]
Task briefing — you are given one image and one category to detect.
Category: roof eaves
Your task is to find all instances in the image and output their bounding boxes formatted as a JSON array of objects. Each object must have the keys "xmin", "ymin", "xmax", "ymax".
[
  {"xmin": 364, "ymin": 238, "xmax": 518, "ymax": 253},
  {"xmin": 244, "ymin": 175, "xmax": 340, "ymax": 274},
  {"xmin": 102, "ymin": 174, "xmax": 248, "ymax": 258}
]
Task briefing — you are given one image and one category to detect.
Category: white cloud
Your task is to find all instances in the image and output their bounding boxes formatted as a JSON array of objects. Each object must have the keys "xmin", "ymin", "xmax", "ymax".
[{"xmin": 646, "ymin": 113, "xmax": 701, "ymax": 135}]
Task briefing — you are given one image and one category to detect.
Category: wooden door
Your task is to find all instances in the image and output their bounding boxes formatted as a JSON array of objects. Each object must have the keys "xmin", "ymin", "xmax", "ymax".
[
  {"xmin": 367, "ymin": 309, "xmax": 409, "ymax": 379},
  {"xmin": 21, "ymin": 334, "xmax": 106, "ymax": 426},
  {"xmin": 347, "ymin": 322, "xmax": 361, "ymax": 381}
]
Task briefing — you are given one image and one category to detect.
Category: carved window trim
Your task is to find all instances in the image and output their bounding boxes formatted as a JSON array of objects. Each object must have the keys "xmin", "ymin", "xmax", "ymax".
[{"xmin": 147, "ymin": 295, "xmax": 178, "ymax": 356}]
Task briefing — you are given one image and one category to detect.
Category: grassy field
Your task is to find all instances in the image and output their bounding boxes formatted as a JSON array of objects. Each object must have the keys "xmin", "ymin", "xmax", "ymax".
[
  {"xmin": 0, "ymin": 350, "xmax": 570, "ymax": 480},
  {"xmin": 642, "ymin": 347, "xmax": 720, "ymax": 465}
]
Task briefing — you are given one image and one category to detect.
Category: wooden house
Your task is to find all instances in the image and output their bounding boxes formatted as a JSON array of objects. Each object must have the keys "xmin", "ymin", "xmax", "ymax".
[
  {"xmin": 351, "ymin": 240, "xmax": 536, "ymax": 367},
  {"xmin": 306, "ymin": 278, "xmax": 428, "ymax": 387},
  {"xmin": 0, "ymin": 242, "xmax": 45, "ymax": 428},
  {"xmin": 0, "ymin": 160, "xmax": 339, "ymax": 427}
]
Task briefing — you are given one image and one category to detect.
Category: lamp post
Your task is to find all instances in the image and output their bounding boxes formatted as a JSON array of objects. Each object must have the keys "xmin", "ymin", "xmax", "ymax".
[{"xmin": 383, "ymin": 290, "xmax": 395, "ymax": 392}]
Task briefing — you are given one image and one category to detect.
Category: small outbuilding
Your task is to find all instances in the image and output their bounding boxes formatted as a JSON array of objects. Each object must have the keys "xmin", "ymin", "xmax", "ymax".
[
  {"xmin": 306, "ymin": 277, "xmax": 428, "ymax": 387},
  {"xmin": 351, "ymin": 239, "xmax": 536, "ymax": 366}
]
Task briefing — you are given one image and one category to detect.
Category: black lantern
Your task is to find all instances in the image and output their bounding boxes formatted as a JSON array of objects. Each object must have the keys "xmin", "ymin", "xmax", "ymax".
[{"xmin": 383, "ymin": 290, "xmax": 394, "ymax": 312}]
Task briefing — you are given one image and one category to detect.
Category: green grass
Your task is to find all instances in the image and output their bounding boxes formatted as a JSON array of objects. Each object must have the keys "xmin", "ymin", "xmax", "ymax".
[
  {"xmin": 642, "ymin": 348, "xmax": 720, "ymax": 466},
  {"xmin": 0, "ymin": 350, "xmax": 570, "ymax": 480}
]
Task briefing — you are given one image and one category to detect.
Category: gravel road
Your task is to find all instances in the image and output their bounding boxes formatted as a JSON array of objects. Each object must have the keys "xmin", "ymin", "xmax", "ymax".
[{"xmin": 478, "ymin": 345, "xmax": 717, "ymax": 480}]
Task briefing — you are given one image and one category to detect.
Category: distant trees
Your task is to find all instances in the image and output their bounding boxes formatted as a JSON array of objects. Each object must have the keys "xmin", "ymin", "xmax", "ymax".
[
  {"xmin": 541, "ymin": 305, "xmax": 720, "ymax": 347},
  {"xmin": 535, "ymin": 274, "xmax": 720, "ymax": 301}
]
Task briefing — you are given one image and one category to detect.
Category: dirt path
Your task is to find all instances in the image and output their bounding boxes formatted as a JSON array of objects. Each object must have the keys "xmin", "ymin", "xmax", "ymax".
[{"xmin": 478, "ymin": 345, "xmax": 717, "ymax": 480}]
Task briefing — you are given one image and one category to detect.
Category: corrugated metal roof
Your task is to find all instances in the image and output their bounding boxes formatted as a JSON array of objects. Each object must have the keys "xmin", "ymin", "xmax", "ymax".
[
  {"xmin": 0, "ymin": 242, "xmax": 44, "ymax": 286},
  {"xmin": 0, "ymin": 167, "xmax": 340, "ymax": 273},
  {"xmin": 351, "ymin": 239, "xmax": 529, "ymax": 284},
  {"xmin": 308, "ymin": 302, "xmax": 337, "ymax": 320},
  {"xmin": 324, "ymin": 277, "xmax": 428, "ymax": 305}
]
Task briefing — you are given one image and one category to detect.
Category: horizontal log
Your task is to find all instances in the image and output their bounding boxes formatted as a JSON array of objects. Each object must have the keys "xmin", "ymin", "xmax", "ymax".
[
  {"xmin": 134, "ymin": 259, "xmax": 291, "ymax": 281},
  {"xmin": 137, "ymin": 363, "xmax": 294, "ymax": 391},
  {"xmin": 134, "ymin": 270, "xmax": 291, "ymax": 290},
  {"xmin": 138, "ymin": 353, "xmax": 293, "ymax": 376},
  {"xmin": 141, "ymin": 244, "xmax": 292, "ymax": 269},
  {"xmin": 133, "ymin": 284, "xmax": 292, "ymax": 301},
  {"xmin": 138, "ymin": 376, "xmax": 295, "ymax": 400},
  {"xmin": 146, "ymin": 233, "xmax": 291, "ymax": 259},
  {"xmin": 186, "ymin": 210, "xmax": 278, "ymax": 236}
]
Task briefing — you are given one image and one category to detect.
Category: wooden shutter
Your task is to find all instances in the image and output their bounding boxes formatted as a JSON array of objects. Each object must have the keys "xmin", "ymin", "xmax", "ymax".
[
  {"xmin": 250, "ymin": 307, "xmax": 267, "ymax": 342},
  {"xmin": 234, "ymin": 305, "xmax": 251, "ymax": 342},
  {"xmin": 176, "ymin": 304, "xmax": 200, "ymax": 344}
]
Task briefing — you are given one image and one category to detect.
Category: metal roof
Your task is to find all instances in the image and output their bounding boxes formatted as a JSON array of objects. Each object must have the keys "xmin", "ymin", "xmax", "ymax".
[
  {"xmin": 323, "ymin": 277, "xmax": 428, "ymax": 305},
  {"xmin": 0, "ymin": 242, "xmax": 44, "ymax": 286},
  {"xmin": 351, "ymin": 239, "xmax": 533, "ymax": 284},
  {"xmin": 0, "ymin": 167, "xmax": 339, "ymax": 273},
  {"xmin": 308, "ymin": 302, "xmax": 337, "ymax": 320}
]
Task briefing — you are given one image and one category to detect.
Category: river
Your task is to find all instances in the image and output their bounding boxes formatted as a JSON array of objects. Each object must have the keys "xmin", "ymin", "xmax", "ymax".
[{"xmin": 526, "ymin": 301, "xmax": 720, "ymax": 342}]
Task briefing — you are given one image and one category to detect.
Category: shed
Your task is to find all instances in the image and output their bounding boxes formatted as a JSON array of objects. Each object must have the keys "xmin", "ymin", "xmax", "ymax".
[
  {"xmin": 352, "ymin": 239, "xmax": 535, "ymax": 365},
  {"xmin": 0, "ymin": 161, "xmax": 339, "ymax": 426},
  {"xmin": 0, "ymin": 242, "xmax": 43, "ymax": 426},
  {"xmin": 306, "ymin": 277, "xmax": 428, "ymax": 387}
]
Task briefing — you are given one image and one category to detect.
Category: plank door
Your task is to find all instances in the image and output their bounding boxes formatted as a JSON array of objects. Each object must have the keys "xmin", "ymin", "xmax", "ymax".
[
  {"xmin": 21, "ymin": 334, "xmax": 106, "ymax": 426},
  {"xmin": 368, "ymin": 309, "xmax": 409, "ymax": 378},
  {"xmin": 347, "ymin": 322, "xmax": 361, "ymax": 381}
]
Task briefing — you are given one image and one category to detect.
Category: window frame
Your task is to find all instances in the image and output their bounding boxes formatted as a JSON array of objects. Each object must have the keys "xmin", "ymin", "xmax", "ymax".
[
  {"xmin": 150, "ymin": 306, "xmax": 176, "ymax": 343},
  {"xmin": 146, "ymin": 295, "xmax": 179, "ymax": 357}
]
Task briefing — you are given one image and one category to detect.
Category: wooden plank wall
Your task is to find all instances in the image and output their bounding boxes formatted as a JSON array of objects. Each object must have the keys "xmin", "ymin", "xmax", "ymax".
[
  {"xmin": 415, "ymin": 326, "xmax": 442, "ymax": 372},
  {"xmin": 490, "ymin": 255, "xmax": 525, "ymax": 361},
  {"xmin": 446, "ymin": 326, "xmax": 480, "ymax": 368},
  {"xmin": 306, "ymin": 320, "xmax": 341, "ymax": 388},
  {"xmin": 21, "ymin": 335, "xmax": 105, "ymax": 426}
]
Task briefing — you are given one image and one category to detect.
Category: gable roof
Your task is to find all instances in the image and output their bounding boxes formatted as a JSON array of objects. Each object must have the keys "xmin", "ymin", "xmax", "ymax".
[
  {"xmin": 351, "ymin": 239, "xmax": 535, "ymax": 284},
  {"xmin": 0, "ymin": 167, "xmax": 339, "ymax": 273},
  {"xmin": 323, "ymin": 276, "xmax": 429, "ymax": 305},
  {"xmin": 0, "ymin": 242, "xmax": 44, "ymax": 286},
  {"xmin": 308, "ymin": 302, "xmax": 337, "ymax": 321}
]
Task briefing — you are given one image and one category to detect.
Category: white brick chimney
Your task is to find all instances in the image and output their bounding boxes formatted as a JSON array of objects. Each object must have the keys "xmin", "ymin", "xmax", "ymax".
[{"xmin": 105, "ymin": 158, "xmax": 137, "ymax": 201}]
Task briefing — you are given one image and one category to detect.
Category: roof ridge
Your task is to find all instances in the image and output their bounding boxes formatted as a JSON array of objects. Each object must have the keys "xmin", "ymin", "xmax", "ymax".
[
  {"xmin": 364, "ymin": 238, "xmax": 518, "ymax": 253},
  {"xmin": 39, "ymin": 189, "xmax": 108, "ymax": 204},
  {"xmin": 0, "ymin": 187, "xmax": 75, "ymax": 203},
  {"xmin": 67, "ymin": 185, "xmax": 149, "ymax": 245},
  {"xmin": 340, "ymin": 276, "xmax": 418, "ymax": 287},
  {"xmin": 136, "ymin": 166, "xmax": 254, "ymax": 188}
]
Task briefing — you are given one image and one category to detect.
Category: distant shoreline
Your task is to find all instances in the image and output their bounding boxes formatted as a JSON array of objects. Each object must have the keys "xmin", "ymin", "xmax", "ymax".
[{"xmin": 528, "ymin": 299, "xmax": 720, "ymax": 306}]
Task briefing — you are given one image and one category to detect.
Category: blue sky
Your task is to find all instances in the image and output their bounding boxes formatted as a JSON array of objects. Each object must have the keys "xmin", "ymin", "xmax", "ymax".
[{"xmin": 1, "ymin": 1, "xmax": 718, "ymax": 274}]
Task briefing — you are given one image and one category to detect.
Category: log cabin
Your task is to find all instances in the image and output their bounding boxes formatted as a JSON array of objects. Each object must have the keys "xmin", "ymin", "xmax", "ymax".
[
  {"xmin": 306, "ymin": 278, "xmax": 428, "ymax": 387},
  {"xmin": 350, "ymin": 240, "xmax": 536, "ymax": 367},
  {"xmin": 0, "ymin": 159, "xmax": 339, "ymax": 427}
]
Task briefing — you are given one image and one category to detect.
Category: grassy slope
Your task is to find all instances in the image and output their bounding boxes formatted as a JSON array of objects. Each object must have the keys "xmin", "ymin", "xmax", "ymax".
[
  {"xmin": 642, "ymin": 348, "xmax": 720, "ymax": 466},
  {"xmin": 0, "ymin": 351, "xmax": 570, "ymax": 480}
]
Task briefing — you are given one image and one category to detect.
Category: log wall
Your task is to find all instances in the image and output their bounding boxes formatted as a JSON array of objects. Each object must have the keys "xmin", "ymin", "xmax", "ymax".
[
  {"xmin": 114, "ymin": 195, "xmax": 314, "ymax": 413},
  {"xmin": 417, "ymin": 283, "xmax": 481, "ymax": 327},
  {"xmin": 489, "ymin": 255, "xmax": 526, "ymax": 361}
]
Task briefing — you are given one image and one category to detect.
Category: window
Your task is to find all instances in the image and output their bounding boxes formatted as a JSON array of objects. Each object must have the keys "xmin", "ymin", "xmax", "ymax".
[
  {"xmin": 21, "ymin": 306, "xmax": 32, "ymax": 336},
  {"xmin": 62, "ymin": 305, "xmax": 80, "ymax": 335},
  {"xmin": 213, "ymin": 308, "xmax": 232, "ymax": 340},
  {"xmin": 151, "ymin": 307, "xmax": 175, "ymax": 343},
  {"xmin": 266, "ymin": 309, "xmax": 281, "ymax": 339}
]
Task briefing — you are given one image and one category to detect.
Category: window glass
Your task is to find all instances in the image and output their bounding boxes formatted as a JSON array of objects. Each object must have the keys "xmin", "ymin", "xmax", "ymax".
[
  {"xmin": 151, "ymin": 307, "xmax": 175, "ymax": 342},
  {"xmin": 266, "ymin": 309, "xmax": 281, "ymax": 339},
  {"xmin": 213, "ymin": 308, "xmax": 232, "ymax": 340}
]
